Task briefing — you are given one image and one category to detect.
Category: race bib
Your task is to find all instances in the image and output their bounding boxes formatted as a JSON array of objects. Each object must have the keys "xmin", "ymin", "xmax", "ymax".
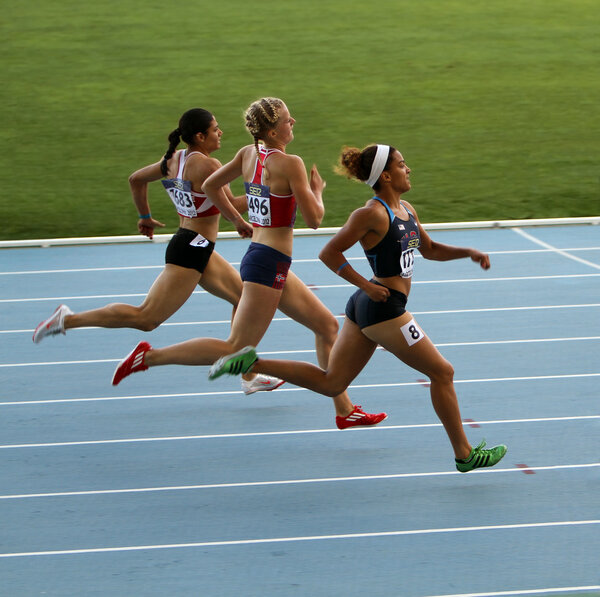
[
  {"xmin": 245, "ymin": 182, "xmax": 271, "ymax": 226},
  {"xmin": 189, "ymin": 233, "xmax": 210, "ymax": 248},
  {"xmin": 162, "ymin": 178, "xmax": 197, "ymax": 219},
  {"xmin": 399, "ymin": 248, "xmax": 415, "ymax": 278},
  {"xmin": 400, "ymin": 318, "xmax": 424, "ymax": 346}
]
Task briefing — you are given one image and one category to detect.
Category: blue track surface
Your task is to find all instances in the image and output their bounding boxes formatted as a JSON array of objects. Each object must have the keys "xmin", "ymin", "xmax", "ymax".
[{"xmin": 0, "ymin": 225, "xmax": 599, "ymax": 597}]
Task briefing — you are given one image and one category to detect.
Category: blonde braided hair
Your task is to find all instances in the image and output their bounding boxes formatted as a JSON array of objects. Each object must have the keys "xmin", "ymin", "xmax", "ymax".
[{"xmin": 244, "ymin": 97, "xmax": 285, "ymax": 166}]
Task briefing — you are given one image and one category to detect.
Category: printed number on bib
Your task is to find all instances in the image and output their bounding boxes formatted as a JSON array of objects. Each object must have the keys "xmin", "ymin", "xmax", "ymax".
[
  {"xmin": 400, "ymin": 318, "xmax": 424, "ymax": 347},
  {"xmin": 399, "ymin": 248, "xmax": 415, "ymax": 278},
  {"xmin": 245, "ymin": 182, "xmax": 272, "ymax": 226},
  {"xmin": 162, "ymin": 179, "xmax": 197, "ymax": 219}
]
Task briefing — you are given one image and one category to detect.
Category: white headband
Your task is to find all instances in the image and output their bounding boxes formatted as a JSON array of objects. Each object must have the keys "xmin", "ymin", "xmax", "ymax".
[{"xmin": 365, "ymin": 144, "xmax": 390, "ymax": 187}]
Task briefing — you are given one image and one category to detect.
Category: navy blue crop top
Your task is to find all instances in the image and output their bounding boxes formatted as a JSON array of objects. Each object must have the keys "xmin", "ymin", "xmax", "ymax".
[{"xmin": 364, "ymin": 197, "xmax": 421, "ymax": 279}]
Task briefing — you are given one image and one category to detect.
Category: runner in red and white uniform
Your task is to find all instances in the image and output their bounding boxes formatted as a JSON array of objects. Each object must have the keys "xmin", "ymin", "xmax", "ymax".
[
  {"xmin": 112, "ymin": 98, "xmax": 386, "ymax": 430},
  {"xmin": 32, "ymin": 107, "xmax": 283, "ymax": 395}
]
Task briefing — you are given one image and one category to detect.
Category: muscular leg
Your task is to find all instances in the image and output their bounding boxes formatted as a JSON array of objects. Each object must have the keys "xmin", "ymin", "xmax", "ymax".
[
  {"xmin": 251, "ymin": 318, "xmax": 377, "ymax": 398},
  {"xmin": 197, "ymin": 253, "xmax": 259, "ymax": 383},
  {"xmin": 144, "ymin": 281, "xmax": 283, "ymax": 368},
  {"xmin": 361, "ymin": 311, "xmax": 471, "ymax": 459},
  {"xmin": 64, "ymin": 264, "xmax": 201, "ymax": 332},
  {"xmin": 198, "ymin": 251, "xmax": 243, "ymax": 308},
  {"xmin": 278, "ymin": 272, "xmax": 358, "ymax": 416}
]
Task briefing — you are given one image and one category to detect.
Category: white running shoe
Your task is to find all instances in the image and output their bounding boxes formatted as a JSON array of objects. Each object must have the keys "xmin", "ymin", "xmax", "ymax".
[
  {"xmin": 33, "ymin": 304, "xmax": 73, "ymax": 343},
  {"xmin": 241, "ymin": 374, "xmax": 285, "ymax": 395}
]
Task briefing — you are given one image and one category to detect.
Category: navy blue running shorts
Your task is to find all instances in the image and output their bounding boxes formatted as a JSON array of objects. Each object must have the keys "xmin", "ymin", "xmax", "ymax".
[
  {"xmin": 165, "ymin": 228, "xmax": 215, "ymax": 273},
  {"xmin": 240, "ymin": 242, "xmax": 292, "ymax": 290},
  {"xmin": 345, "ymin": 281, "xmax": 408, "ymax": 329}
]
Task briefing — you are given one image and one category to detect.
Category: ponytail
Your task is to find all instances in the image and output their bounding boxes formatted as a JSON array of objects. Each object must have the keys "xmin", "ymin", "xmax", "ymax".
[{"xmin": 161, "ymin": 128, "xmax": 181, "ymax": 176}]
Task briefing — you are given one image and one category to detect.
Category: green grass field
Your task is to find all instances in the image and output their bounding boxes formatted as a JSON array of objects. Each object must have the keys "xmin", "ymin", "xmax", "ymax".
[{"xmin": 2, "ymin": 0, "xmax": 599, "ymax": 240}]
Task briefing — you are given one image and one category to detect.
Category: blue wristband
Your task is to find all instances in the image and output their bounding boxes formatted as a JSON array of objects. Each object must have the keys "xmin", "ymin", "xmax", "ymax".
[
  {"xmin": 336, "ymin": 261, "xmax": 350, "ymax": 274},
  {"xmin": 139, "ymin": 213, "xmax": 151, "ymax": 219}
]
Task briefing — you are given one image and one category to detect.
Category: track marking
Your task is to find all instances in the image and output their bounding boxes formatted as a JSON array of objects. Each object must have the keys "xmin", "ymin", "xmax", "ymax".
[
  {"xmin": 422, "ymin": 585, "xmax": 600, "ymax": 597},
  {"xmin": 1, "ymin": 247, "xmax": 599, "ymax": 276},
  {"xmin": 0, "ymin": 520, "xmax": 598, "ymax": 558},
  {"xmin": 1, "ymin": 463, "xmax": 597, "ymax": 500},
  {"xmin": 4, "ymin": 305, "xmax": 600, "ymax": 335},
  {"xmin": 513, "ymin": 228, "xmax": 600, "ymax": 270},
  {"xmin": 2, "ymin": 273, "xmax": 599, "ymax": 303},
  {"xmin": 0, "ymin": 415, "xmax": 597, "ymax": 449},
  {"xmin": 2, "ymin": 337, "xmax": 599, "ymax": 367},
  {"xmin": 1, "ymin": 375, "xmax": 599, "ymax": 406},
  {"xmin": 515, "ymin": 463, "xmax": 536, "ymax": 475}
]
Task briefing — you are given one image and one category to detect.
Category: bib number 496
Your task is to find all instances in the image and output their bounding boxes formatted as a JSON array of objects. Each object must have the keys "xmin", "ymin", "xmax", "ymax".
[{"xmin": 245, "ymin": 182, "xmax": 272, "ymax": 226}]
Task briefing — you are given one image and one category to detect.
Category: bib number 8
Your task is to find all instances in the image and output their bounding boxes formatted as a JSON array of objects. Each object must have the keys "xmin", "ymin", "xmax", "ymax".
[{"xmin": 400, "ymin": 318, "xmax": 424, "ymax": 347}]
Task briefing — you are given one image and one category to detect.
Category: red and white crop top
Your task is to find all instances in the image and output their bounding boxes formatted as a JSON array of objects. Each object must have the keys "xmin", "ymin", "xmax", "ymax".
[
  {"xmin": 244, "ymin": 147, "xmax": 297, "ymax": 228},
  {"xmin": 161, "ymin": 150, "xmax": 220, "ymax": 219}
]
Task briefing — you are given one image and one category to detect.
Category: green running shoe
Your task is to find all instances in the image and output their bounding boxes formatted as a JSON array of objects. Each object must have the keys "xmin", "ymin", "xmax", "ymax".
[
  {"xmin": 208, "ymin": 346, "xmax": 258, "ymax": 380},
  {"xmin": 455, "ymin": 440, "xmax": 507, "ymax": 473}
]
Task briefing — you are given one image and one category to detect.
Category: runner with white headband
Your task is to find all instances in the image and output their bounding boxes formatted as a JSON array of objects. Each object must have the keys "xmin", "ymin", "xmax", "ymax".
[
  {"xmin": 210, "ymin": 142, "xmax": 508, "ymax": 473},
  {"xmin": 365, "ymin": 144, "xmax": 391, "ymax": 187}
]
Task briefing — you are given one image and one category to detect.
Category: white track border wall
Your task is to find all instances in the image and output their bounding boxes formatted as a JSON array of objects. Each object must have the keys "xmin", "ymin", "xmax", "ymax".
[{"xmin": 1, "ymin": 216, "xmax": 598, "ymax": 249}]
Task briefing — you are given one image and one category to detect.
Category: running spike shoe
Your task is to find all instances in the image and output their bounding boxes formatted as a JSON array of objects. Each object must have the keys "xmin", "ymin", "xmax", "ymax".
[
  {"xmin": 208, "ymin": 346, "xmax": 258, "ymax": 380},
  {"xmin": 32, "ymin": 304, "xmax": 73, "ymax": 343},
  {"xmin": 336, "ymin": 405, "xmax": 387, "ymax": 430},
  {"xmin": 455, "ymin": 440, "xmax": 508, "ymax": 473},
  {"xmin": 112, "ymin": 341, "xmax": 151, "ymax": 386},
  {"xmin": 241, "ymin": 374, "xmax": 285, "ymax": 395}
]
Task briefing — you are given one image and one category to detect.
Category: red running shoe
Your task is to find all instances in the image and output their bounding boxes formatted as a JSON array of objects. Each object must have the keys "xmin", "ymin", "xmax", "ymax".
[
  {"xmin": 112, "ymin": 341, "xmax": 151, "ymax": 386},
  {"xmin": 336, "ymin": 405, "xmax": 387, "ymax": 430}
]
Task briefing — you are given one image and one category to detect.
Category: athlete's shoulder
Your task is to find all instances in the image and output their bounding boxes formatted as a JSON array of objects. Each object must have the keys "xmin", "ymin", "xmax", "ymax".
[
  {"xmin": 348, "ymin": 200, "xmax": 387, "ymax": 227},
  {"xmin": 400, "ymin": 199, "xmax": 419, "ymax": 218},
  {"xmin": 364, "ymin": 197, "xmax": 393, "ymax": 218}
]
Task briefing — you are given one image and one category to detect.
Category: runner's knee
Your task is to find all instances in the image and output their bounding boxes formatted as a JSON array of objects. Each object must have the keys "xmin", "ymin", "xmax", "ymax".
[
  {"xmin": 429, "ymin": 359, "xmax": 454, "ymax": 385},
  {"xmin": 133, "ymin": 307, "xmax": 163, "ymax": 332},
  {"xmin": 313, "ymin": 313, "xmax": 339, "ymax": 343}
]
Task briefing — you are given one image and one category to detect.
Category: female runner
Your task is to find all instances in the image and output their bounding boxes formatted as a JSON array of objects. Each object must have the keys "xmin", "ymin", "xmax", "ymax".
[
  {"xmin": 33, "ymin": 107, "xmax": 281, "ymax": 394},
  {"xmin": 112, "ymin": 98, "xmax": 385, "ymax": 429},
  {"xmin": 209, "ymin": 143, "xmax": 508, "ymax": 470}
]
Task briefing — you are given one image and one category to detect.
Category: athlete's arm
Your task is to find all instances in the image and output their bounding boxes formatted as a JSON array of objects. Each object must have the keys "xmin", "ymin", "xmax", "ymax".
[
  {"xmin": 285, "ymin": 156, "xmax": 325, "ymax": 229},
  {"xmin": 320, "ymin": 206, "xmax": 391, "ymax": 302},
  {"xmin": 128, "ymin": 161, "xmax": 166, "ymax": 239},
  {"xmin": 202, "ymin": 149, "xmax": 253, "ymax": 238},
  {"xmin": 406, "ymin": 200, "xmax": 490, "ymax": 269}
]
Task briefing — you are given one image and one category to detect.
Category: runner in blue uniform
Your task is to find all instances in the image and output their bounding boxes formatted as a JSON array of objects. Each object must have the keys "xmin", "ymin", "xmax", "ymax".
[{"xmin": 209, "ymin": 144, "xmax": 508, "ymax": 471}]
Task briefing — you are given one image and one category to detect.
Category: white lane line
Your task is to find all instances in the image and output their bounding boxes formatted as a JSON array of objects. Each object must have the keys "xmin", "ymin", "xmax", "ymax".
[
  {"xmin": 2, "ymin": 273, "xmax": 599, "ymax": 303},
  {"xmin": 513, "ymin": 228, "xmax": 600, "ymax": 270},
  {"xmin": 1, "ymin": 463, "xmax": 598, "ymax": 501},
  {"xmin": 1, "ymin": 520, "xmax": 598, "ymax": 558},
  {"xmin": 1, "ymin": 248, "xmax": 599, "ymax": 275},
  {"xmin": 0, "ymin": 415, "xmax": 597, "ymax": 449},
  {"xmin": 4, "ymin": 304, "xmax": 600, "ymax": 335},
  {"xmin": 2, "ymin": 337, "xmax": 599, "ymax": 368},
  {"xmin": 1, "ymin": 375, "xmax": 599, "ymax": 407},
  {"xmin": 422, "ymin": 585, "xmax": 600, "ymax": 597}
]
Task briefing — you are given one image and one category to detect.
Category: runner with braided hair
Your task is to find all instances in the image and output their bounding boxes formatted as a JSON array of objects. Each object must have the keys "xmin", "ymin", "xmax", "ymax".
[
  {"xmin": 112, "ymin": 98, "xmax": 386, "ymax": 430},
  {"xmin": 33, "ymin": 107, "xmax": 284, "ymax": 395}
]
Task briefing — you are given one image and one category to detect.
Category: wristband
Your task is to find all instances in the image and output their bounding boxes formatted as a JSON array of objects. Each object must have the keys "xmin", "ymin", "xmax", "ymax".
[
  {"xmin": 336, "ymin": 261, "xmax": 349, "ymax": 274},
  {"xmin": 138, "ymin": 213, "xmax": 151, "ymax": 219}
]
